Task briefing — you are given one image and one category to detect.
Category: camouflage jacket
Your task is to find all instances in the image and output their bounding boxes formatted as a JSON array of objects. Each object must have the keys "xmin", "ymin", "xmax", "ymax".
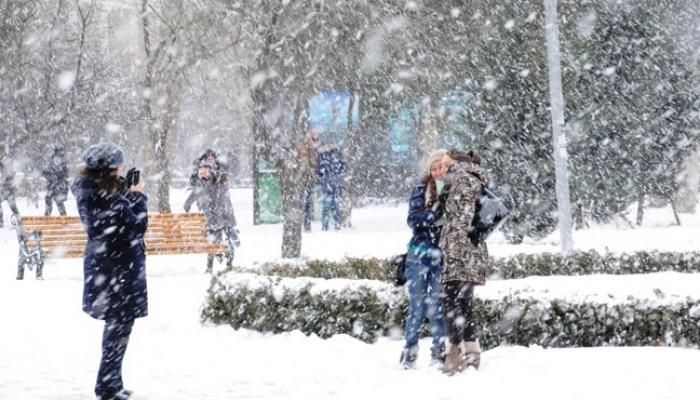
[{"xmin": 439, "ymin": 162, "xmax": 490, "ymax": 285}]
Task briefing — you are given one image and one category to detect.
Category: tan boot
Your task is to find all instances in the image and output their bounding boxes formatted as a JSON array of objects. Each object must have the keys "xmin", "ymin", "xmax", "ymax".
[
  {"xmin": 461, "ymin": 341, "xmax": 481, "ymax": 370},
  {"xmin": 442, "ymin": 343, "xmax": 462, "ymax": 375}
]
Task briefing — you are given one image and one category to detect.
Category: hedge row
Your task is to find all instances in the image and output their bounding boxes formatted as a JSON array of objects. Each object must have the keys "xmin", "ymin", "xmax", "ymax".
[
  {"xmin": 252, "ymin": 251, "xmax": 700, "ymax": 281},
  {"xmin": 202, "ymin": 272, "xmax": 700, "ymax": 348}
]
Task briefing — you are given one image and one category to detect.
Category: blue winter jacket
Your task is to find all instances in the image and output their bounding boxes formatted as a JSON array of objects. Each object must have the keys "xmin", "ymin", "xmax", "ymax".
[
  {"xmin": 317, "ymin": 148, "xmax": 346, "ymax": 194},
  {"xmin": 407, "ymin": 180, "xmax": 444, "ymax": 253},
  {"xmin": 71, "ymin": 176, "xmax": 149, "ymax": 322}
]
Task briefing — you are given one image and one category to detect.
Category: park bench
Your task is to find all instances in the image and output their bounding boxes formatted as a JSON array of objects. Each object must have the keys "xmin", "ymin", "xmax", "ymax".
[{"xmin": 14, "ymin": 213, "xmax": 232, "ymax": 279}]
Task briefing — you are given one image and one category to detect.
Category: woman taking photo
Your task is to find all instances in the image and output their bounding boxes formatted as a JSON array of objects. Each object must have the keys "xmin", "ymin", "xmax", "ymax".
[
  {"xmin": 71, "ymin": 143, "xmax": 148, "ymax": 400},
  {"xmin": 439, "ymin": 149, "xmax": 489, "ymax": 375},
  {"xmin": 400, "ymin": 149, "xmax": 447, "ymax": 369}
]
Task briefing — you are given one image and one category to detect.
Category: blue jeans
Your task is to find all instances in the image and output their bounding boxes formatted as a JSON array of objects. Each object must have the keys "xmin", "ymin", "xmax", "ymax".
[
  {"xmin": 302, "ymin": 184, "xmax": 315, "ymax": 231},
  {"xmin": 404, "ymin": 247, "xmax": 446, "ymax": 351},
  {"xmin": 321, "ymin": 189, "xmax": 342, "ymax": 230}
]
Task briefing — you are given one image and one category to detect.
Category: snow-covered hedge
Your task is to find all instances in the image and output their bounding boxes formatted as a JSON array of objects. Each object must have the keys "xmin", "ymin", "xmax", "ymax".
[
  {"xmin": 495, "ymin": 251, "xmax": 700, "ymax": 279},
  {"xmin": 254, "ymin": 251, "xmax": 700, "ymax": 281},
  {"xmin": 202, "ymin": 272, "xmax": 700, "ymax": 348},
  {"xmin": 202, "ymin": 273, "xmax": 405, "ymax": 342}
]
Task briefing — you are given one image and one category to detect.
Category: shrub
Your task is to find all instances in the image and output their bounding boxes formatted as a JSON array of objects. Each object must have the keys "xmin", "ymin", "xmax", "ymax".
[
  {"xmin": 247, "ymin": 251, "xmax": 700, "ymax": 281},
  {"xmin": 202, "ymin": 272, "xmax": 700, "ymax": 348}
]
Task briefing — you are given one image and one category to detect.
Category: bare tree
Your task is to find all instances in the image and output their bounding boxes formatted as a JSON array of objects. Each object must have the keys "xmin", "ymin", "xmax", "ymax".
[{"xmin": 139, "ymin": 0, "xmax": 240, "ymax": 212}]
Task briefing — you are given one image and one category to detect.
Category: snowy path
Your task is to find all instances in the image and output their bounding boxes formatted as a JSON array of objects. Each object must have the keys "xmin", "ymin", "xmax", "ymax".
[{"xmin": 1, "ymin": 274, "xmax": 699, "ymax": 400}]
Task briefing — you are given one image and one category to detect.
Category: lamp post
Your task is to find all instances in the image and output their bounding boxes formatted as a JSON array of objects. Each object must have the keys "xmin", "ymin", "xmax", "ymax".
[{"xmin": 544, "ymin": 0, "xmax": 573, "ymax": 254}]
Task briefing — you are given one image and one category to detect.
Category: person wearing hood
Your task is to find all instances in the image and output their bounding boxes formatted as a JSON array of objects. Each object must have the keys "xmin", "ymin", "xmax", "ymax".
[
  {"xmin": 189, "ymin": 159, "xmax": 239, "ymax": 273},
  {"xmin": 71, "ymin": 143, "xmax": 148, "ymax": 400},
  {"xmin": 438, "ymin": 149, "xmax": 490, "ymax": 375},
  {"xmin": 0, "ymin": 156, "xmax": 20, "ymax": 227},
  {"xmin": 184, "ymin": 149, "xmax": 229, "ymax": 213},
  {"xmin": 42, "ymin": 145, "xmax": 70, "ymax": 216},
  {"xmin": 399, "ymin": 149, "xmax": 448, "ymax": 369}
]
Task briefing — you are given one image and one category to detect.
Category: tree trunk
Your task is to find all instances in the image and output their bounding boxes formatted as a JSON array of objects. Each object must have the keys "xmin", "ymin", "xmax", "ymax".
[
  {"xmin": 154, "ymin": 79, "xmax": 184, "ymax": 213},
  {"xmin": 675, "ymin": 150, "xmax": 699, "ymax": 213},
  {"xmin": 280, "ymin": 162, "xmax": 303, "ymax": 258},
  {"xmin": 341, "ymin": 90, "xmax": 356, "ymax": 227},
  {"xmin": 636, "ymin": 188, "xmax": 645, "ymax": 226},
  {"xmin": 670, "ymin": 197, "xmax": 682, "ymax": 226},
  {"xmin": 141, "ymin": 0, "xmax": 159, "ymax": 212},
  {"xmin": 574, "ymin": 200, "xmax": 589, "ymax": 230},
  {"xmin": 278, "ymin": 95, "xmax": 309, "ymax": 258}
]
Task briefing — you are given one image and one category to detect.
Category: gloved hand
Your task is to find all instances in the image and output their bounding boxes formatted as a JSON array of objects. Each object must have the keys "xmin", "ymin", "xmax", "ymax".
[{"xmin": 438, "ymin": 186, "xmax": 450, "ymax": 206}]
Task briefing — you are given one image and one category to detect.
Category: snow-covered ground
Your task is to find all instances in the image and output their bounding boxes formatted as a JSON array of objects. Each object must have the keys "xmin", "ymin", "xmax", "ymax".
[{"xmin": 1, "ymin": 188, "xmax": 699, "ymax": 399}]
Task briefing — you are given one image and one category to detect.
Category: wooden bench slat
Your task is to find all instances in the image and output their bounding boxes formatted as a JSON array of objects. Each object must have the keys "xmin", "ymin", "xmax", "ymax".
[
  {"xmin": 22, "ymin": 215, "xmax": 208, "ymax": 226},
  {"xmin": 19, "ymin": 213, "xmax": 230, "ymax": 260},
  {"xmin": 36, "ymin": 233, "xmax": 210, "ymax": 242},
  {"xmin": 34, "ymin": 238, "xmax": 214, "ymax": 248},
  {"xmin": 24, "ymin": 223, "xmax": 207, "ymax": 229},
  {"xmin": 48, "ymin": 246, "xmax": 228, "ymax": 258},
  {"xmin": 39, "ymin": 243, "xmax": 227, "ymax": 254},
  {"xmin": 30, "ymin": 227, "xmax": 208, "ymax": 235}
]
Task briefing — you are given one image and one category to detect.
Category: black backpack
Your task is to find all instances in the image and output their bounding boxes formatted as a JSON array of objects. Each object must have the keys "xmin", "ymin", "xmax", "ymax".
[
  {"xmin": 390, "ymin": 253, "xmax": 407, "ymax": 286},
  {"xmin": 467, "ymin": 185, "xmax": 510, "ymax": 245}
]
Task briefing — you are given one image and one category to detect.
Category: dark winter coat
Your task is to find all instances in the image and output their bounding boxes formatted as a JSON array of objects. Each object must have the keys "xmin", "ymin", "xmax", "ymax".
[
  {"xmin": 407, "ymin": 180, "xmax": 444, "ymax": 251},
  {"xmin": 191, "ymin": 175, "xmax": 237, "ymax": 231},
  {"xmin": 0, "ymin": 173, "xmax": 15, "ymax": 199},
  {"xmin": 42, "ymin": 154, "xmax": 70, "ymax": 198},
  {"xmin": 316, "ymin": 148, "xmax": 346, "ymax": 194},
  {"xmin": 71, "ymin": 176, "xmax": 149, "ymax": 322},
  {"xmin": 439, "ymin": 162, "xmax": 490, "ymax": 285}
]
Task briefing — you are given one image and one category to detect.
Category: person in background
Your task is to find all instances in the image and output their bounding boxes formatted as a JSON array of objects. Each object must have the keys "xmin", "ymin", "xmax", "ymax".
[
  {"xmin": 71, "ymin": 143, "xmax": 148, "ymax": 400},
  {"xmin": 400, "ymin": 149, "xmax": 448, "ymax": 369},
  {"xmin": 298, "ymin": 131, "xmax": 319, "ymax": 232},
  {"xmin": 438, "ymin": 148, "xmax": 489, "ymax": 375},
  {"xmin": 42, "ymin": 144, "xmax": 70, "ymax": 216},
  {"xmin": 189, "ymin": 159, "xmax": 240, "ymax": 273},
  {"xmin": 184, "ymin": 149, "xmax": 228, "ymax": 213},
  {"xmin": 0, "ymin": 156, "xmax": 20, "ymax": 227},
  {"xmin": 224, "ymin": 150, "xmax": 240, "ymax": 186},
  {"xmin": 316, "ymin": 144, "xmax": 345, "ymax": 231}
]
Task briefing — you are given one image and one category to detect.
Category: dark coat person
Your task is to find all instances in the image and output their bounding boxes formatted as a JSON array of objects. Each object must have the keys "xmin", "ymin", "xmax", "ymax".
[
  {"xmin": 316, "ymin": 145, "xmax": 346, "ymax": 230},
  {"xmin": 71, "ymin": 142, "xmax": 148, "ymax": 400},
  {"xmin": 42, "ymin": 145, "xmax": 70, "ymax": 216},
  {"xmin": 189, "ymin": 160, "xmax": 239, "ymax": 272}
]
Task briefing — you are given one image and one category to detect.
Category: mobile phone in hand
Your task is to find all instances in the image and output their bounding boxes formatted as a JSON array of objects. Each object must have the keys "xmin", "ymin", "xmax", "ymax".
[{"xmin": 126, "ymin": 168, "xmax": 141, "ymax": 187}]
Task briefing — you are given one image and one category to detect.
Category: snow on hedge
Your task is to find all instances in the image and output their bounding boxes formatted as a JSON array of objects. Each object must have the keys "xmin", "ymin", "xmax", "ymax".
[{"xmin": 202, "ymin": 271, "xmax": 700, "ymax": 347}]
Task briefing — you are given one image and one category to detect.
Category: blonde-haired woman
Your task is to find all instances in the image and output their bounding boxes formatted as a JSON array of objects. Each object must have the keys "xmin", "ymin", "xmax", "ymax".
[{"xmin": 400, "ymin": 149, "xmax": 448, "ymax": 369}]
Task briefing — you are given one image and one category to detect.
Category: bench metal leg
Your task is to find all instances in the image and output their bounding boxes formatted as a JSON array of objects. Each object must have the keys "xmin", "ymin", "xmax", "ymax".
[
  {"xmin": 206, "ymin": 255, "xmax": 214, "ymax": 274},
  {"xmin": 35, "ymin": 259, "xmax": 44, "ymax": 280},
  {"xmin": 16, "ymin": 260, "xmax": 24, "ymax": 280}
]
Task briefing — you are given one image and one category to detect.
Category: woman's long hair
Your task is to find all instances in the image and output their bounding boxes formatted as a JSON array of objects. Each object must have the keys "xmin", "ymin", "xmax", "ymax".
[
  {"xmin": 423, "ymin": 174, "xmax": 438, "ymax": 209},
  {"xmin": 79, "ymin": 167, "xmax": 124, "ymax": 197}
]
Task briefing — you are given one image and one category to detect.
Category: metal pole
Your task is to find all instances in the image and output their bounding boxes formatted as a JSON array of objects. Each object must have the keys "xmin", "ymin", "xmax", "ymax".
[{"xmin": 544, "ymin": 0, "xmax": 574, "ymax": 254}]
